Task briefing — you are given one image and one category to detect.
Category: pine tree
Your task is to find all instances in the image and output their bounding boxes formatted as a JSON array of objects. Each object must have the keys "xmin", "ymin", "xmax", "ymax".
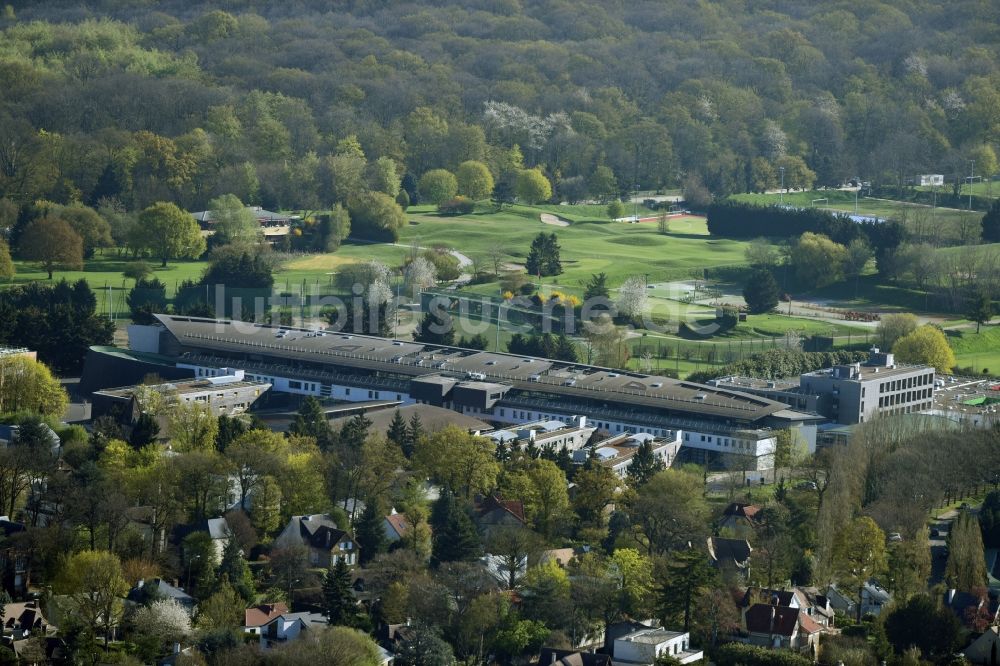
[
  {"xmin": 387, "ymin": 410, "xmax": 407, "ymax": 448},
  {"xmin": 290, "ymin": 396, "xmax": 332, "ymax": 447},
  {"xmin": 430, "ymin": 493, "xmax": 481, "ymax": 566},
  {"xmin": 413, "ymin": 310, "xmax": 456, "ymax": 345},
  {"xmin": 743, "ymin": 268, "xmax": 780, "ymax": 314},
  {"xmin": 658, "ymin": 549, "xmax": 718, "ymax": 631},
  {"xmin": 129, "ymin": 412, "xmax": 160, "ymax": 448},
  {"xmin": 628, "ymin": 440, "xmax": 665, "ymax": 487},
  {"xmin": 322, "ymin": 558, "xmax": 355, "ymax": 626},
  {"xmin": 339, "ymin": 413, "xmax": 372, "ymax": 450},
  {"xmin": 354, "ymin": 502, "xmax": 386, "ymax": 566},
  {"xmin": 405, "ymin": 413, "xmax": 424, "ymax": 458},
  {"xmin": 216, "ymin": 539, "xmax": 255, "ymax": 603},
  {"xmin": 966, "ymin": 290, "xmax": 993, "ymax": 334}
]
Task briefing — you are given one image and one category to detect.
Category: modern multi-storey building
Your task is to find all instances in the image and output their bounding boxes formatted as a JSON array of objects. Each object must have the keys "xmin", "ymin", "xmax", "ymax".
[
  {"xmin": 710, "ymin": 349, "xmax": 935, "ymax": 426},
  {"xmin": 79, "ymin": 314, "xmax": 824, "ymax": 471}
]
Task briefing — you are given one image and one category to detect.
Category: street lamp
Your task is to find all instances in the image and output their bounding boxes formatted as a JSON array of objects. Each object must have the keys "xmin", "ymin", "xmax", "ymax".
[{"xmin": 778, "ymin": 167, "xmax": 785, "ymax": 205}]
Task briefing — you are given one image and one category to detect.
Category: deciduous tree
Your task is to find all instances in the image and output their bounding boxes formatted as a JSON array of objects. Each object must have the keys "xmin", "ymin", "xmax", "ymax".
[
  {"xmin": 135, "ymin": 202, "xmax": 206, "ymax": 267},
  {"xmin": 0, "ymin": 355, "xmax": 68, "ymax": 416},
  {"xmin": 945, "ymin": 511, "xmax": 987, "ymax": 591},
  {"xmin": 414, "ymin": 426, "xmax": 499, "ymax": 499},
  {"xmin": 455, "ymin": 160, "xmax": 494, "ymax": 200},
  {"xmin": 418, "ymin": 169, "xmax": 458, "ymax": 205},
  {"xmin": 515, "ymin": 168, "xmax": 552, "ymax": 204},
  {"xmin": 892, "ymin": 325, "xmax": 956, "ymax": 373},
  {"xmin": 54, "ymin": 550, "xmax": 128, "ymax": 647},
  {"xmin": 18, "ymin": 216, "xmax": 83, "ymax": 279}
]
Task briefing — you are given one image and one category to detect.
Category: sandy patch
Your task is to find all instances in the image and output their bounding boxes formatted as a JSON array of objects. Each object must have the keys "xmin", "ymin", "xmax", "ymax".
[
  {"xmin": 502, "ymin": 262, "xmax": 525, "ymax": 272},
  {"xmin": 540, "ymin": 213, "xmax": 570, "ymax": 227}
]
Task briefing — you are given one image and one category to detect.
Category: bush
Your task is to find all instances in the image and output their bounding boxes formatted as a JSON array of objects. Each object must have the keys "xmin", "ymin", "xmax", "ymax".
[
  {"xmin": 438, "ymin": 196, "xmax": 475, "ymax": 216},
  {"xmin": 687, "ymin": 349, "xmax": 871, "ymax": 383},
  {"xmin": 423, "ymin": 250, "xmax": 461, "ymax": 281},
  {"xmin": 713, "ymin": 642, "xmax": 812, "ymax": 666}
]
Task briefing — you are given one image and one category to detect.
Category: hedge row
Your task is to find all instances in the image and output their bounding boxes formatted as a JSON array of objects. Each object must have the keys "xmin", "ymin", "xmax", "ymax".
[{"xmin": 687, "ymin": 349, "xmax": 870, "ymax": 383}]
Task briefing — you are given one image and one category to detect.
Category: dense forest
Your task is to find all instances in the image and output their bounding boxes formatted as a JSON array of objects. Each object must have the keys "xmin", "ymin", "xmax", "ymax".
[{"xmin": 1, "ymin": 0, "xmax": 999, "ymax": 214}]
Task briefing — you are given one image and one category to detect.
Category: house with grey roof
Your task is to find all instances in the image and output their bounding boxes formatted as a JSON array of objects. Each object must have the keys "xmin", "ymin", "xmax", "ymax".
[{"xmin": 274, "ymin": 514, "xmax": 358, "ymax": 568}]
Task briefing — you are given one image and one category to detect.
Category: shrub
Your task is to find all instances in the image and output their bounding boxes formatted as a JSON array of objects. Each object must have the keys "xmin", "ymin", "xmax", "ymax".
[{"xmin": 438, "ymin": 196, "xmax": 475, "ymax": 216}]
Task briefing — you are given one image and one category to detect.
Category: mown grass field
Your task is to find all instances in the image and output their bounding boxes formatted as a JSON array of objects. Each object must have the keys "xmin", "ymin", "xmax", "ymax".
[
  {"xmin": 401, "ymin": 203, "xmax": 748, "ymax": 294},
  {"xmin": 945, "ymin": 325, "xmax": 1000, "ymax": 374},
  {"xmin": 729, "ymin": 190, "xmax": 982, "ymax": 242}
]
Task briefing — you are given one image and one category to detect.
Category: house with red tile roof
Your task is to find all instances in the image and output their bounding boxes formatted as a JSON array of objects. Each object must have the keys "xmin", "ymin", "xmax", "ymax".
[
  {"xmin": 243, "ymin": 603, "xmax": 289, "ymax": 635},
  {"xmin": 474, "ymin": 495, "xmax": 526, "ymax": 533},
  {"xmin": 383, "ymin": 511, "xmax": 411, "ymax": 543}
]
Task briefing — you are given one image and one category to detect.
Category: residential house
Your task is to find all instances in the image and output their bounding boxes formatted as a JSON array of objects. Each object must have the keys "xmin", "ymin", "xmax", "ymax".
[
  {"xmin": 473, "ymin": 495, "xmax": 526, "ymax": 533},
  {"xmin": 204, "ymin": 517, "xmax": 233, "ymax": 561},
  {"xmin": 274, "ymin": 514, "xmax": 358, "ymax": 568},
  {"xmin": 737, "ymin": 588, "xmax": 827, "ymax": 654},
  {"xmin": 825, "ymin": 584, "xmax": 856, "ymax": 618},
  {"xmin": 538, "ymin": 647, "xmax": 611, "ymax": 666},
  {"xmin": 2, "ymin": 601, "xmax": 51, "ymax": 639},
  {"xmin": 719, "ymin": 503, "xmax": 760, "ymax": 537},
  {"xmin": 963, "ymin": 625, "xmax": 1000, "ymax": 665},
  {"xmin": 796, "ymin": 587, "xmax": 835, "ymax": 628},
  {"xmin": 613, "ymin": 628, "xmax": 703, "ymax": 665},
  {"xmin": 258, "ymin": 611, "xmax": 327, "ymax": 649},
  {"xmin": 383, "ymin": 512, "xmax": 411, "ymax": 544},
  {"xmin": 860, "ymin": 580, "xmax": 892, "ymax": 617},
  {"xmin": 127, "ymin": 578, "xmax": 196, "ymax": 615},
  {"xmin": 243, "ymin": 603, "xmax": 289, "ymax": 636},
  {"xmin": 707, "ymin": 537, "xmax": 752, "ymax": 580},
  {"xmin": 742, "ymin": 604, "xmax": 805, "ymax": 650}
]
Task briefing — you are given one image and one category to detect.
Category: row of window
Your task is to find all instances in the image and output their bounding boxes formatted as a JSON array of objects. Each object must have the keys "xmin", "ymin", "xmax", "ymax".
[
  {"xmin": 684, "ymin": 432, "xmax": 752, "ymax": 450},
  {"xmin": 878, "ymin": 373, "xmax": 933, "ymax": 393},
  {"xmin": 878, "ymin": 387, "xmax": 932, "ymax": 408}
]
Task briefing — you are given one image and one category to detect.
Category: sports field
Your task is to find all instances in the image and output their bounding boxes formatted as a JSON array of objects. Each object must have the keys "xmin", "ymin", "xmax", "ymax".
[{"xmin": 730, "ymin": 190, "xmax": 982, "ymax": 243}]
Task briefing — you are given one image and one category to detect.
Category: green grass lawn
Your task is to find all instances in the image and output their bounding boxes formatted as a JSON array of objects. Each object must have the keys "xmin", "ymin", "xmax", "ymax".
[
  {"xmin": 402, "ymin": 203, "xmax": 748, "ymax": 294},
  {"xmin": 945, "ymin": 325, "xmax": 1000, "ymax": 374},
  {"xmin": 729, "ymin": 190, "xmax": 981, "ymax": 243},
  {"xmin": 917, "ymin": 180, "xmax": 998, "ymax": 200}
]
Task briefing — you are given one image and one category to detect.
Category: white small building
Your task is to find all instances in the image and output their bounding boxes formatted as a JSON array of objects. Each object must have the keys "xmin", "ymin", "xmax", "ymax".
[
  {"xmin": 613, "ymin": 628, "xmax": 703, "ymax": 665},
  {"xmin": 918, "ymin": 174, "xmax": 944, "ymax": 187}
]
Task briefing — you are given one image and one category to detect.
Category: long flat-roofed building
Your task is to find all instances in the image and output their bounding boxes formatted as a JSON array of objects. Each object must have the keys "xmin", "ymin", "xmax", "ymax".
[
  {"xmin": 91, "ymin": 369, "xmax": 272, "ymax": 422},
  {"xmin": 81, "ymin": 315, "xmax": 823, "ymax": 471}
]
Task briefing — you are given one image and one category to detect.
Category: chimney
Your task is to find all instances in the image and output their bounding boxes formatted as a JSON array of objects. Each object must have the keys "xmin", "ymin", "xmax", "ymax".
[
  {"xmin": 173, "ymin": 643, "xmax": 181, "ymax": 655},
  {"xmin": 551, "ymin": 652, "xmax": 557, "ymax": 664}
]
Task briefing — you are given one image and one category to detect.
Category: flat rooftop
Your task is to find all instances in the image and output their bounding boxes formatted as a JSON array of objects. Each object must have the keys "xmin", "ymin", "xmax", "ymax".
[
  {"xmin": 802, "ymin": 363, "xmax": 931, "ymax": 381},
  {"xmin": 152, "ymin": 315, "xmax": 794, "ymax": 424},
  {"xmin": 94, "ymin": 377, "xmax": 270, "ymax": 399},
  {"xmin": 931, "ymin": 377, "xmax": 1000, "ymax": 415},
  {"xmin": 620, "ymin": 628, "xmax": 685, "ymax": 644},
  {"xmin": 710, "ymin": 376, "xmax": 801, "ymax": 391}
]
